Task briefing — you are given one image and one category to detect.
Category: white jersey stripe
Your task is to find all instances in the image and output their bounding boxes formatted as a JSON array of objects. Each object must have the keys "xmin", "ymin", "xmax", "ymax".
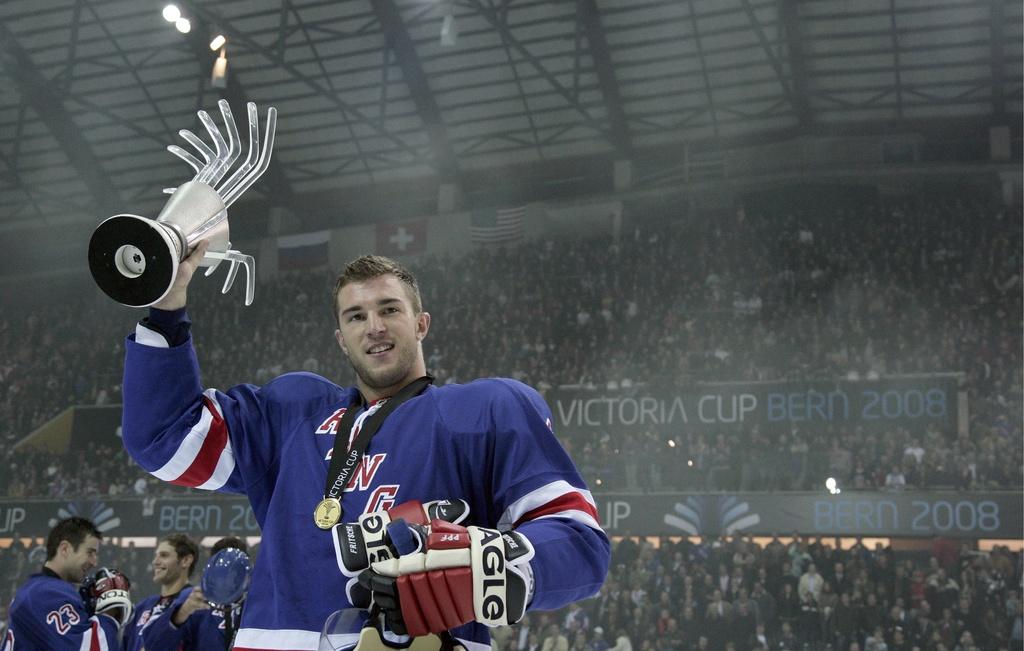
[
  {"xmin": 196, "ymin": 443, "xmax": 236, "ymax": 490},
  {"xmin": 231, "ymin": 627, "xmax": 492, "ymax": 651},
  {"xmin": 134, "ymin": 323, "xmax": 169, "ymax": 348},
  {"xmin": 457, "ymin": 638, "xmax": 492, "ymax": 651},
  {"xmin": 80, "ymin": 617, "xmax": 110, "ymax": 651},
  {"xmin": 528, "ymin": 510, "xmax": 602, "ymax": 531},
  {"xmin": 233, "ymin": 627, "xmax": 321, "ymax": 649},
  {"xmin": 152, "ymin": 389, "xmax": 230, "ymax": 484},
  {"xmin": 201, "ymin": 389, "xmax": 235, "ymax": 489},
  {"xmin": 498, "ymin": 479, "xmax": 597, "ymax": 529}
]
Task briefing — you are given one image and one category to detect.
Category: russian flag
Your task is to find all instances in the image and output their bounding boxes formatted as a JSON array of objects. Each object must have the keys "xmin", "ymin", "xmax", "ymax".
[{"xmin": 277, "ymin": 230, "xmax": 329, "ymax": 271}]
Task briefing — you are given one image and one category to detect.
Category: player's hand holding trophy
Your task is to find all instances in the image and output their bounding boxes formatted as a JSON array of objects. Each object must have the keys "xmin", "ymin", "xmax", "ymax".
[{"xmin": 88, "ymin": 100, "xmax": 277, "ymax": 306}]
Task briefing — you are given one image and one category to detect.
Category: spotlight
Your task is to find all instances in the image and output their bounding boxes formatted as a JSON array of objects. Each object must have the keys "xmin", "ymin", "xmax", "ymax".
[
  {"xmin": 211, "ymin": 49, "xmax": 228, "ymax": 88},
  {"xmin": 826, "ymin": 477, "xmax": 841, "ymax": 495},
  {"xmin": 440, "ymin": 8, "xmax": 457, "ymax": 47},
  {"xmin": 668, "ymin": 439, "xmax": 676, "ymax": 448},
  {"xmin": 687, "ymin": 459, "xmax": 694, "ymax": 467},
  {"xmin": 162, "ymin": 4, "xmax": 181, "ymax": 22},
  {"xmin": 175, "ymin": 17, "xmax": 191, "ymax": 34},
  {"xmin": 209, "ymin": 34, "xmax": 226, "ymax": 51}
]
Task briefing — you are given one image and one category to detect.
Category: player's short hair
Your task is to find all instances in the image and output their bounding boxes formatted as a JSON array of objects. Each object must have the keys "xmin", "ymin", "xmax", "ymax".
[
  {"xmin": 46, "ymin": 517, "xmax": 102, "ymax": 560},
  {"xmin": 162, "ymin": 533, "xmax": 200, "ymax": 578},
  {"xmin": 332, "ymin": 255, "xmax": 423, "ymax": 325},
  {"xmin": 211, "ymin": 536, "xmax": 248, "ymax": 556}
]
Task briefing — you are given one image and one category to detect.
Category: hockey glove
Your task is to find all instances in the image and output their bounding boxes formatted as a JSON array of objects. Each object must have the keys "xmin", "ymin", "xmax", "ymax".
[
  {"xmin": 335, "ymin": 499, "xmax": 470, "ymax": 608},
  {"xmin": 80, "ymin": 567, "xmax": 133, "ymax": 631},
  {"xmin": 357, "ymin": 519, "xmax": 535, "ymax": 637}
]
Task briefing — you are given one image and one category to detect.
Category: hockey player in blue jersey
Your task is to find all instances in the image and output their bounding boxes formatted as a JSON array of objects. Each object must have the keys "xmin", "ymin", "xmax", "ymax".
[
  {"xmin": 140, "ymin": 536, "xmax": 250, "ymax": 651},
  {"xmin": 120, "ymin": 247, "xmax": 609, "ymax": 651},
  {"xmin": 4, "ymin": 517, "xmax": 132, "ymax": 650},
  {"xmin": 121, "ymin": 533, "xmax": 197, "ymax": 651}
]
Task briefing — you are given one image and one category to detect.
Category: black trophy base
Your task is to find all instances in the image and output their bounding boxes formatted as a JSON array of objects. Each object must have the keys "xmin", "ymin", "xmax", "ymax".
[{"xmin": 88, "ymin": 215, "xmax": 178, "ymax": 307}]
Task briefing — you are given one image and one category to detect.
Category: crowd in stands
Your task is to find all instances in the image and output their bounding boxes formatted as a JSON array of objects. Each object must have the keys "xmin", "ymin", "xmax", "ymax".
[
  {"xmin": 0, "ymin": 192, "xmax": 1020, "ymax": 643},
  {"xmin": 1, "ymin": 193, "xmax": 1020, "ymax": 493},
  {"xmin": 0, "ymin": 533, "xmax": 1019, "ymax": 651},
  {"xmin": 494, "ymin": 535, "xmax": 1024, "ymax": 651}
]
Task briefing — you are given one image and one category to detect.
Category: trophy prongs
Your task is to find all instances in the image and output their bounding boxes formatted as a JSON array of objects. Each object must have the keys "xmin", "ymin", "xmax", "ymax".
[
  {"xmin": 196, "ymin": 110, "xmax": 230, "ymax": 186},
  {"xmin": 167, "ymin": 145, "xmax": 203, "ymax": 174},
  {"xmin": 178, "ymin": 128, "xmax": 215, "ymax": 182},
  {"xmin": 217, "ymin": 102, "xmax": 259, "ymax": 200},
  {"xmin": 211, "ymin": 100, "xmax": 242, "ymax": 187},
  {"xmin": 203, "ymin": 249, "xmax": 255, "ymax": 306},
  {"xmin": 222, "ymin": 107, "xmax": 276, "ymax": 209}
]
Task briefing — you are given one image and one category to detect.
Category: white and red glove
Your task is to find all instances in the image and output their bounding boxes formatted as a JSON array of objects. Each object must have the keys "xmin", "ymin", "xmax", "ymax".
[
  {"xmin": 80, "ymin": 567, "xmax": 133, "ymax": 631},
  {"xmin": 357, "ymin": 518, "xmax": 535, "ymax": 636},
  {"xmin": 335, "ymin": 499, "xmax": 470, "ymax": 609}
]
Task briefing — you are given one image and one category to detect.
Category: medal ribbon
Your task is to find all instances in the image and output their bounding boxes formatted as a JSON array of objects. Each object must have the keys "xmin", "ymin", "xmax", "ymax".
[{"xmin": 321, "ymin": 375, "xmax": 433, "ymax": 521}]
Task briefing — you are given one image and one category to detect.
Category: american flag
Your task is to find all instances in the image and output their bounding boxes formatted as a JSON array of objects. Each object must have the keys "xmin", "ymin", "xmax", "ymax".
[{"xmin": 469, "ymin": 206, "xmax": 526, "ymax": 244}]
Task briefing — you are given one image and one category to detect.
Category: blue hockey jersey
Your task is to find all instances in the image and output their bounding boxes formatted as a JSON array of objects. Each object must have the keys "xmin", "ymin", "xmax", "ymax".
[
  {"xmin": 140, "ymin": 586, "xmax": 240, "ymax": 651},
  {"xmin": 122, "ymin": 589, "xmax": 185, "ymax": 651},
  {"xmin": 122, "ymin": 313, "xmax": 609, "ymax": 651},
  {"xmin": 4, "ymin": 570, "xmax": 121, "ymax": 651}
]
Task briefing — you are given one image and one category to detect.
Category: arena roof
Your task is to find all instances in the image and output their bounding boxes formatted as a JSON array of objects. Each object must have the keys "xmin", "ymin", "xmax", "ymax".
[{"xmin": 0, "ymin": 0, "xmax": 1020, "ymax": 237}]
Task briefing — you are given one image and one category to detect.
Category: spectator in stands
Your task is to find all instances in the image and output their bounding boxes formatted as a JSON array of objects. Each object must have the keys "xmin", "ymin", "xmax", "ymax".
[
  {"xmin": 799, "ymin": 562, "xmax": 824, "ymax": 605},
  {"xmin": 885, "ymin": 466, "xmax": 908, "ymax": 491}
]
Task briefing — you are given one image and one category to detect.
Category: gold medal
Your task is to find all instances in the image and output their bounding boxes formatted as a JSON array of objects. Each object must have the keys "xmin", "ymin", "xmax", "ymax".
[{"xmin": 313, "ymin": 497, "xmax": 342, "ymax": 529}]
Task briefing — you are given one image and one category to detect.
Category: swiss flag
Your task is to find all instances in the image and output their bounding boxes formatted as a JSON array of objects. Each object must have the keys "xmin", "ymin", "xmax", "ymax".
[{"xmin": 376, "ymin": 219, "xmax": 428, "ymax": 257}]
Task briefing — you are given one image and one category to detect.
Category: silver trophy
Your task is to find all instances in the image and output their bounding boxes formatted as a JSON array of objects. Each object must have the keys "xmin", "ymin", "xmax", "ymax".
[{"xmin": 88, "ymin": 100, "xmax": 277, "ymax": 306}]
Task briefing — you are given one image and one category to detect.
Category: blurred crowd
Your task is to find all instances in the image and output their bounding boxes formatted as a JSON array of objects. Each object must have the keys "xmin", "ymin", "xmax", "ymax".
[
  {"xmin": 0, "ymin": 534, "xmax": 1020, "ymax": 651},
  {"xmin": 1, "ymin": 194, "xmax": 1020, "ymax": 492},
  {"xmin": 0, "ymin": 191, "xmax": 1021, "ymax": 648},
  {"xmin": 495, "ymin": 535, "xmax": 1024, "ymax": 651}
]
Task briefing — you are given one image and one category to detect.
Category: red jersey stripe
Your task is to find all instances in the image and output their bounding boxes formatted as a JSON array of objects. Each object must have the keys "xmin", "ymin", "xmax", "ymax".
[
  {"xmin": 170, "ymin": 395, "xmax": 229, "ymax": 487},
  {"xmin": 514, "ymin": 491, "xmax": 599, "ymax": 528}
]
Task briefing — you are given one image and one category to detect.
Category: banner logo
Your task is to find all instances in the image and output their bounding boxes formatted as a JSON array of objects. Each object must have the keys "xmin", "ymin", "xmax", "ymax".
[
  {"xmin": 664, "ymin": 496, "xmax": 761, "ymax": 536},
  {"xmin": 49, "ymin": 501, "xmax": 121, "ymax": 532}
]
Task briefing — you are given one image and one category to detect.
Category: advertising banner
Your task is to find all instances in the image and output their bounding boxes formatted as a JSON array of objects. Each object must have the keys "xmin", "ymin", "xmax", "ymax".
[
  {"xmin": 546, "ymin": 375, "xmax": 960, "ymax": 434},
  {"xmin": 1, "ymin": 489, "xmax": 1018, "ymax": 540},
  {"xmin": 595, "ymin": 492, "xmax": 1021, "ymax": 539}
]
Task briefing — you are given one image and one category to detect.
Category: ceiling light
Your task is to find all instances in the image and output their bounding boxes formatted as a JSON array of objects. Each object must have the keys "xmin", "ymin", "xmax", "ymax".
[
  {"xmin": 162, "ymin": 4, "xmax": 181, "ymax": 22},
  {"xmin": 440, "ymin": 12, "xmax": 457, "ymax": 47},
  {"xmin": 211, "ymin": 49, "xmax": 228, "ymax": 89},
  {"xmin": 209, "ymin": 34, "xmax": 226, "ymax": 50},
  {"xmin": 175, "ymin": 17, "xmax": 191, "ymax": 34}
]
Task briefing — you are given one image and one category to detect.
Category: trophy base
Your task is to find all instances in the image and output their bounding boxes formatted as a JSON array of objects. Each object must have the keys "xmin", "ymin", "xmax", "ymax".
[{"xmin": 88, "ymin": 214, "xmax": 180, "ymax": 308}]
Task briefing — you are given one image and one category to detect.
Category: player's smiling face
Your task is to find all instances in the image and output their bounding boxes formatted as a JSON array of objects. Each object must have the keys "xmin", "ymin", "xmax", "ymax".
[
  {"xmin": 335, "ymin": 273, "xmax": 430, "ymax": 401},
  {"xmin": 151, "ymin": 541, "xmax": 183, "ymax": 585},
  {"xmin": 63, "ymin": 536, "xmax": 100, "ymax": 583}
]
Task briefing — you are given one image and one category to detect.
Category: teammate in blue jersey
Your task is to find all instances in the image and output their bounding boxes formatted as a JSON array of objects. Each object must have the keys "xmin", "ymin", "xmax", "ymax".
[
  {"xmin": 140, "ymin": 536, "xmax": 249, "ymax": 651},
  {"xmin": 3, "ymin": 517, "xmax": 131, "ymax": 650},
  {"xmin": 120, "ymin": 247, "xmax": 609, "ymax": 651},
  {"xmin": 122, "ymin": 533, "xmax": 197, "ymax": 651}
]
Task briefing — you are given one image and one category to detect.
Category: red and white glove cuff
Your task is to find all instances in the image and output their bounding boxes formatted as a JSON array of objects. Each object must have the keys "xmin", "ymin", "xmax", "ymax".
[
  {"xmin": 371, "ymin": 521, "xmax": 535, "ymax": 634},
  {"xmin": 333, "ymin": 499, "xmax": 469, "ymax": 608}
]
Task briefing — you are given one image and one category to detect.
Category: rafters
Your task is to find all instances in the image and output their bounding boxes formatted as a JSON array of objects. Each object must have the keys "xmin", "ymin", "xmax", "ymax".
[
  {"xmin": 0, "ymin": 21, "xmax": 121, "ymax": 216},
  {"xmin": 990, "ymin": 0, "xmax": 1006, "ymax": 118},
  {"xmin": 370, "ymin": 0, "xmax": 460, "ymax": 181},
  {"xmin": 684, "ymin": 0, "xmax": 719, "ymax": 139},
  {"xmin": 467, "ymin": 0, "xmax": 613, "ymax": 142},
  {"xmin": 778, "ymin": 0, "xmax": 813, "ymax": 127},
  {"xmin": 577, "ymin": 0, "xmax": 633, "ymax": 155},
  {"xmin": 0, "ymin": 0, "xmax": 1017, "ymax": 238}
]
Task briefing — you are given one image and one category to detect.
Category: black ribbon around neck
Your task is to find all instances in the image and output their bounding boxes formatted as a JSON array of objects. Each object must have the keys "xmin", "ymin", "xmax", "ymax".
[{"xmin": 322, "ymin": 376, "xmax": 433, "ymax": 520}]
